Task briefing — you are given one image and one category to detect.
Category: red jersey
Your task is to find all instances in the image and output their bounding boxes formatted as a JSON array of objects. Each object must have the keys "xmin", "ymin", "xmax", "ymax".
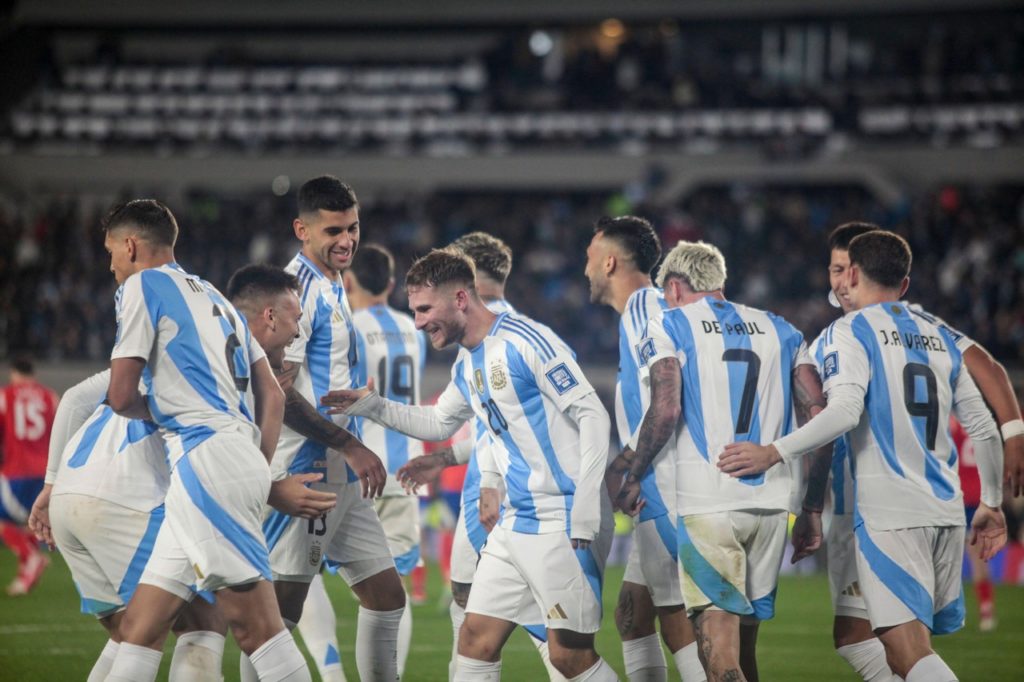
[
  {"xmin": 951, "ymin": 417, "xmax": 981, "ymax": 507},
  {"xmin": 0, "ymin": 380, "xmax": 59, "ymax": 479}
]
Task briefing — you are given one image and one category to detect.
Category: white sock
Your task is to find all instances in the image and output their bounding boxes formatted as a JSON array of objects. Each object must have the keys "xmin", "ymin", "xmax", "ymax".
[
  {"xmin": 449, "ymin": 601, "xmax": 466, "ymax": 682},
  {"xmin": 672, "ymin": 642, "xmax": 707, "ymax": 682},
  {"xmin": 453, "ymin": 655, "xmax": 501, "ymax": 681},
  {"xmin": 105, "ymin": 642, "xmax": 163, "ymax": 682},
  {"xmin": 569, "ymin": 658, "xmax": 618, "ymax": 682},
  {"xmin": 249, "ymin": 629, "xmax": 311, "ymax": 682},
  {"xmin": 398, "ymin": 597, "xmax": 413, "ymax": 678},
  {"xmin": 622, "ymin": 634, "xmax": 667, "ymax": 681},
  {"xmin": 532, "ymin": 637, "xmax": 568, "ymax": 682},
  {"xmin": 87, "ymin": 639, "xmax": 119, "ymax": 682},
  {"xmin": 906, "ymin": 653, "xmax": 957, "ymax": 682},
  {"xmin": 836, "ymin": 639, "xmax": 898, "ymax": 682},
  {"xmin": 297, "ymin": 574, "xmax": 346, "ymax": 681},
  {"xmin": 356, "ymin": 605, "xmax": 402, "ymax": 681},
  {"xmin": 169, "ymin": 630, "xmax": 226, "ymax": 682},
  {"xmin": 240, "ymin": 653, "xmax": 259, "ymax": 682}
]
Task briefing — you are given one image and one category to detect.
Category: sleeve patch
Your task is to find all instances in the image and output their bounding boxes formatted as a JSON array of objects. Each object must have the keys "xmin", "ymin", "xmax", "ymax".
[
  {"xmin": 636, "ymin": 338, "xmax": 657, "ymax": 366},
  {"xmin": 545, "ymin": 363, "xmax": 579, "ymax": 395},
  {"xmin": 823, "ymin": 351, "xmax": 839, "ymax": 378}
]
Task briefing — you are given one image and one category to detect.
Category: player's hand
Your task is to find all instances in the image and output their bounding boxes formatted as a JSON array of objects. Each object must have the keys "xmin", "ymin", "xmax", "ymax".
[
  {"xmin": 320, "ymin": 378, "xmax": 375, "ymax": 415},
  {"xmin": 397, "ymin": 453, "xmax": 446, "ymax": 494},
  {"xmin": 28, "ymin": 484, "xmax": 55, "ymax": 549},
  {"xmin": 615, "ymin": 475, "xmax": 645, "ymax": 517},
  {"xmin": 790, "ymin": 510, "xmax": 823, "ymax": 563},
  {"xmin": 718, "ymin": 443, "xmax": 782, "ymax": 477},
  {"xmin": 969, "ymin": 504, "xmax": 1008, "ymax": 562},
  {"xmin": 268, "ymin": 474, "xmax": 337, "ymax": 519},
  {"xmin": 1004, "ymin": 435, "xmax": 1024, "ymax": 497},
  {"xmin": 571, "ymin": 538, "xmax": 591, "ymax": 551},
  {"xmin": 605, "ymin": 448, "xmax": 634, "ymax": 501},
  {"xmin": 479, "ymin": 487, "xmax": 500, "ymax": 532},
  {"xmin": 342, "ymin": 440, "xmax": 387, "ymax": 498}
]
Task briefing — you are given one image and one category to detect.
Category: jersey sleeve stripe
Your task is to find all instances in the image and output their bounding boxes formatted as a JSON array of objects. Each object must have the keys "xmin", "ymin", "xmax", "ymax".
[
  {"xmin": 508, "ymin": 317, "xmax": 558, "ymax": 359},
  {"xmin": 850, "ymin": 313, "xmax": 905, "ymax": 478},
  {"xmin": 499, "ymin": 319, "xmax": 553, "ymax": 362}
]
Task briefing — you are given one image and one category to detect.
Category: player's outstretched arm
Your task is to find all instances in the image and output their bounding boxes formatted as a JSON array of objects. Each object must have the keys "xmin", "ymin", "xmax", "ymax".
[
  {"xmin": 961, "ymin": 345, "xmax": 1024, "ymax": 496},
  {"xmin": 970, "ymin": 504, "xmax": 1008, "ymax": 562},
  {"xmin": 275, "ymin": 362, "xmax": 386, "ymax": 498},
  {"xmin": 268, "ymin": 473, "xmax": 338, "ymax": 519},
  {"xmin": 107, "ymin": 357, "xmax": 152, "ymax": 421},
  {"xmin": 568, "ymin": 391, "xmax": 612, "ymax": 549},
  {"xmin": 396, "ymin": 439, "xmax": 471, "ymax": 494},
  {"xmin": 617, "ymin": 357, "xmax": 681, "ymax": 516},
  {"xmin": 252, "ymin": 356, "xmax": 285, "ymax": 464}
]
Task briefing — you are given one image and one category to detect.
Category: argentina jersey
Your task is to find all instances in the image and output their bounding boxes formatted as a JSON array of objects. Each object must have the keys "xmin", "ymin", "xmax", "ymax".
[
  {"xmin": 616, "ymin": 287, "xmax": 674, "ymax": 522},
  {"xmin": 111, "ymin": 263, "xmax": 264, "ymax": 467},
  {"xmin": 810, "ymin": 331, "xmax": 854, "ymax": 517},
  {"xmin": 641, "ymin": 297, "xmax": 812, "ymax": 516},
  {"xmin": 451, "ymin": 312, "xmax": 595, "ymax": 534},
  {"xmin": 276, "ymin": 253, "xmax": 365, "ymax": 484},
  {"xmin": 818, "ymin": 302, "xmax": 971, "ymax": 530},
  {"xmin": 353, "ymin": 304, "xmax": 427, "ymax": 496}
]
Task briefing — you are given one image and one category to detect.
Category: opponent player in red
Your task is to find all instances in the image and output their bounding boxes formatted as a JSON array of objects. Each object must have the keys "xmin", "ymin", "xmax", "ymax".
[{"xmin": 0, "ymin": 357, "xmax": 57, "ymax": 595}]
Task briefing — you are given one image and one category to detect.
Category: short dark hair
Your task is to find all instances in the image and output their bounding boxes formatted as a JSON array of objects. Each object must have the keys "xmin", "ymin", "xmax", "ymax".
[
  {"xmin": 848, "ymin": 231, "xmax": 912, "ymax": 289},
  {"xmin": 11, "ymin": 356, "xmax": 33, "ymax": 375},
  {"xmin": 594, "ymin": 216, "xmax": 662, "ymax": 275},
  {"xmin": 350, "ymin": 244, "xmax": 394, "ymax": 296},
  {"xmin": 450, "ymin": 232, "xmax": 513, "ymax": 285},
  {"xmin": 101, "ymin": 199, "xmax": 179, "ymax": 248},
  {"xmin": 226, "ymin": 264, "xmax": 300, "ymax": 312},
  {"xmin": 828, "ymin": 222, "xmax": 880, "ymax": 252},
  {"xmin": 406, "ymin": 248, "xmax": 477, "ymax": 292},
  {"xmin": 298, "ymin": 175, "xmax": 358, "ymax": 215}
]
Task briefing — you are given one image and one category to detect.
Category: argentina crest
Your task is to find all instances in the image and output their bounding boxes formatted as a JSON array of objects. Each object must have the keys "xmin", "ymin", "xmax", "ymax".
[{"xmin": 489, "ymin": 362, "xmax": 508, "ymax": 390}]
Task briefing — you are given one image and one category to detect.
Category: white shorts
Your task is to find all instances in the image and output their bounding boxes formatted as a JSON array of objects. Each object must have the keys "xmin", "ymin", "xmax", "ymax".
[
  {"xmin": 450, "ymin": 510, "xmax": 482, "ymax": 585},
  {"xmin": 373, "ymin": 495, "xmax": 420, "ymax": 576},
  {"xmin": 828, "ymin": 513, "xmax": 868, "ymax": 619},
  {"xmin": 854, "ymin": 522, "xmax": 965, "ymax": 635},
  {"xmin": 266, "ymin": 479, "xmax": 393, "ymax": 586},
  {"xmin": 632, "ymin": 515, "xmax": 683, "ymax": 607},
  {"xmin": 677, "ymin": 510, "xmax": 788, "ymax": 620},
  {"xmin": 50, "ymin": 494, "xmax": 163, "ymax": 617},
  {"xmin": 622, "ymin": 531, "xmax": 645, "ymax": 586},
  {"xmin": 140, "ymin": 434, "xmax": 272, "ymax": 597},
  {"xmin": 467, "ymin": 526, "xmax": 604, "ymax": 634}
]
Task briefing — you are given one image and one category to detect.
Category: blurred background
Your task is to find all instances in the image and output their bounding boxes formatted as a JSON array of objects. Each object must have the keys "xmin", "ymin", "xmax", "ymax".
[{"xmin": 0, "ymin": 2, "xmax": 1023, "ymax": 678}]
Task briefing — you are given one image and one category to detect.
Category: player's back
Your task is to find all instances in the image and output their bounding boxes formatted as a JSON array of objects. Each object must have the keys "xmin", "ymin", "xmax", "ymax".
[
  {"xmin": 0, "ymin": 379, "xmax": 58, "ymax": 478},
  {"xmin": 646, "ymin": 297, "xmax": 806, "ymax": 515},
  {"xmin": 354, "ymin": 303, "xmax": 426, "ymax": 495},
  {"xmin": 826, "ymin": 302, "xmax": 966, "ymax": 529},
  {"xmin": 112, "ymin": 263, "xmax": 260, "ymax": 465}
]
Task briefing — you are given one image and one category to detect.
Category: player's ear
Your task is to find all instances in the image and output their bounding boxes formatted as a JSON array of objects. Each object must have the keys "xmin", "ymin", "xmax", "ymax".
[
  {"xmin": 605, "ymin": 253, "xmax": 617, "ymax": 276},
  {"xmin": 292, "ymin": 217, "xmax": 307, "ymax": 241},
  {"xmin": 898, "ymin": 276, "xmax": 910, "ymax": 298},
  {"xmin": 265, "ymin": 305, "xmax": 276, "ymax": 332},
  {"xmin": 847, "ymin": 264, "xmax": 859, "ymax": 289},
  {"xmin": 126, "ymin": 235, "xmax": 138, "ymax": 263}
]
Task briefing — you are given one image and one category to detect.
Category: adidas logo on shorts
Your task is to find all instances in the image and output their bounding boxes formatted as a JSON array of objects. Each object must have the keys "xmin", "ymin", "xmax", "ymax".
[
  {"xmin": 546, "ymin": 604, "xmax": 568, "ymax": 620},
  {"xmin": 841, "ymin": 581, "xmax": 862, "ymax": 597}
]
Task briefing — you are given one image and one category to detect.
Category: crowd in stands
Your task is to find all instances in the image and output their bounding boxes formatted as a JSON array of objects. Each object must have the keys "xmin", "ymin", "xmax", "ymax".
[{"xmin": 2, "ymin": 181, "xmax": 1021, "ymax": 367}]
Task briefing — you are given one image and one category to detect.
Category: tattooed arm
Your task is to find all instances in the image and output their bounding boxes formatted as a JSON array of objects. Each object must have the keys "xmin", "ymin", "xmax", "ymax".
[
  {"xmin": 789, "ymin": 364, "xmax": 833, "ymax": 562},
  {"xmin": 615, "ymin": 357, "xmax": 681, "ymax": 515}
]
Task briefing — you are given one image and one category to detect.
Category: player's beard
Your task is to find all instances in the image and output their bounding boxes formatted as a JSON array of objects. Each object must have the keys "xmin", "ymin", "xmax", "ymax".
[
  {"xmin": 588, "ymin": 276, "xmax": 608, "ymax": 304},
  {"xmin": 428, "ymin": 317, "xmax": 466, "ymax": 349}
]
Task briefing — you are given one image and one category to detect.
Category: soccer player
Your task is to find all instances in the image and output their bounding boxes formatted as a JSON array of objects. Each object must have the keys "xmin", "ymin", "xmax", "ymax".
[
  {"xmin": 584, "ymin": 217, "xmax": 704, "ymax": 682},
  {"xmin": 719, "ymin": 231, "xmax": 1007, "ymax": 682},
  {"xmin": 322, "ymin": 249, "xmax": 617, "ymax": 681},
  {"xmin": 0, "ymin": 357, "xmax": 56, "ymax": 596},
  {"xmin": 264, "ymin": 176, "xmax": 405, "ymax": 682},
  {"xmin": 98, "ymin": 200, "xmax": 311, "ymax": 682},
  {"xmin": 396, "ymin": 231, "xmax": 566, "ymax": 681},
  {"xmin": 951, "ymin": 418, "xmax": 996, "ymax": 631},
  {"xmin": 616, "ymin": 240, "xmax": 827, "ymax": 682}
]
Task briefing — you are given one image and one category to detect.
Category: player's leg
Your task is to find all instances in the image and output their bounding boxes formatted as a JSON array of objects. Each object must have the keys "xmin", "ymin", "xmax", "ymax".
[
  {"xmin": 690, "ymin": 610, "xmax": 743, "ymax": 681},
  {"xmin": 963, "ymin": 505, "xmax": 995, "ymax": 630},
  {"xmin": 296, "ymin": 572, "xmax": 348, "ymax": 682},
  {"xmin": 0, "ymin": 475, "xmax": 48, "ymax": 595},
  {"xmin": 170, "ymin": 594, "xmax": 228, "ymax": 682},
  {"xmin": 738, "ymin": 619, "xmax": 759, "ymax": 682},
  {"xmin": 827, "ymin": 512, "xmax": 895, "ymax": 681},
  {"xmin": 374, "ymin": 494, "xmax": 422, "ymax": 678},
  {"xmin": 448, "ymin": 507, "xmax": 482, "ymax": 679},
  {"xmin": 617, "ymin": 536, "xmax": 666, "ymax": 682},
  {"xmin": 455, "ymin": 612, "xmax": 517, "ymax": 679}
]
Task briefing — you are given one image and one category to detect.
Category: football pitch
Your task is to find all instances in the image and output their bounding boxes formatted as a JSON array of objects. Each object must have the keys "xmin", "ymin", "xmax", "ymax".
[{"xmin": 1, "ymin": 552, "xmax": 1021, "ymax": 681}]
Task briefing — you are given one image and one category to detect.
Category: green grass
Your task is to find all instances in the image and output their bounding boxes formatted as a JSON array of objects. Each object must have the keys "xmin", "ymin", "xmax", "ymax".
[{"xmin": 1, "ymin": 551, "xmax": 1021, "ymax": 680}]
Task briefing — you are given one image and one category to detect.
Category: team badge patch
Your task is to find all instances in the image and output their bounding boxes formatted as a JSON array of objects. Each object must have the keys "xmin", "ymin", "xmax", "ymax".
[
  {"xmin": 823, "ymin": 351, "xmax": 839, "ymax": 378},
  {"xmin": 489, "ymin": 363, "xmax": 508, "ymax": 390},
  {"xmin": 545, "ymin": 363, "xmax": 579, "ymax": 395},
  {"xmin": 474, "ymin": 368, "xmax": 486, "ymax": 394},
  {"xmin": 637, "ymin": 338, "xmax": 657, "ymax": 366},
  {"xmin": 309, "ymin": 543, "xmax": 322, "ymax": 567}
]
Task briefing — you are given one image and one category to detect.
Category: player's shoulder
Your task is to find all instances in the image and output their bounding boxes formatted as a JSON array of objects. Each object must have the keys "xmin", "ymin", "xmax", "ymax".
[
  {"xmin": 493, "ymin": 312, "xmax": 570, "ymax": 363},
  {"xmin": 623, "ymin": 286, "xmax": 666, "ymax": 336},
  {"xmin": 285, "ymin": 253, "xmax": 327, "ymax": 305}
]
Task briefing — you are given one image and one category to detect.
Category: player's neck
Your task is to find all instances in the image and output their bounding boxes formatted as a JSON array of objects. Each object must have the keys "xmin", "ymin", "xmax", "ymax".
[
  {"xmin": 610, "ymin": 273, "xmax": 653, "ymax": 314},
  {"xmin": 133, "ymin": 249, "xmax": 175, "ymax": 274},
  {"xmin": 302, "ymin": 248, "xmax": 340, "ymax": 281},
  {"xmin": 348, "ymin": 289, "xmax": 387, "ymax": 311},
  {"xmin": 476, "ymin": 278, "xmax": 505, "ymax": 303},
  {"xmin": 851, "ymin": 284, "xmax": 902, "ymax": 310},
  {"xmin": 461, "ymin": 303, "xmax": 498, "ymax": 349}
]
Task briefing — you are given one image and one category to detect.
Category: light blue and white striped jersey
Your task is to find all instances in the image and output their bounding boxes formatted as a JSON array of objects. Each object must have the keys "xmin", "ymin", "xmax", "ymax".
[
  {"xmin": 51, "ymin": 370, "xmax": 168, "ymax": 513},
  {"xmin": 353, "ymin": 304, "xmax": 427, "ymax": 497},
  {"xmin": 276, "ymin": 253, "xmax": 365, "ymax": 484},
  {"xmin": 111, "ymin": 263, "xmax": 264, "ymax": 467},
  {"xmin": 615, "ymin": 287, "xmax": 675, "ymax": 522},
  {"xmin": 440, "ymin": 312, "xmax": 598, "ymax": 534},
  {"xmin": 642, "ymin": 296, "xmax": 812, "ymax": 515},
  {"xmin": 818, "ymin": 302, "xmax": 981, "ymax": 530}
]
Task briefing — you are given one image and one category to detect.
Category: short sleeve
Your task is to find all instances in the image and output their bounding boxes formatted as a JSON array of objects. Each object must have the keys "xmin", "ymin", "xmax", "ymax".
[
  {"xmin": 111, "ymin": 272, "xmax": 156, "ymax": 361},
  {"xmin": 821, "ymin": 319, "xmax": 870, "ymax": 396},
  {"xmin": 794, "ymin": 340, "xmax": 814, "ymax": 368},
  {"xmin": 283, "ymin": 291, "xmax": 315, "ymax": 364},
  {"xmin": 246, "ymin": 324, "xmax": 266, "ymax": 365},
  {"xmin": 527, "ymin": 342, "xmax": 596, "ymax": 413},
  {"xmin": 639, "ymin": 308, "xmax": 684, "ymax": 370}
]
